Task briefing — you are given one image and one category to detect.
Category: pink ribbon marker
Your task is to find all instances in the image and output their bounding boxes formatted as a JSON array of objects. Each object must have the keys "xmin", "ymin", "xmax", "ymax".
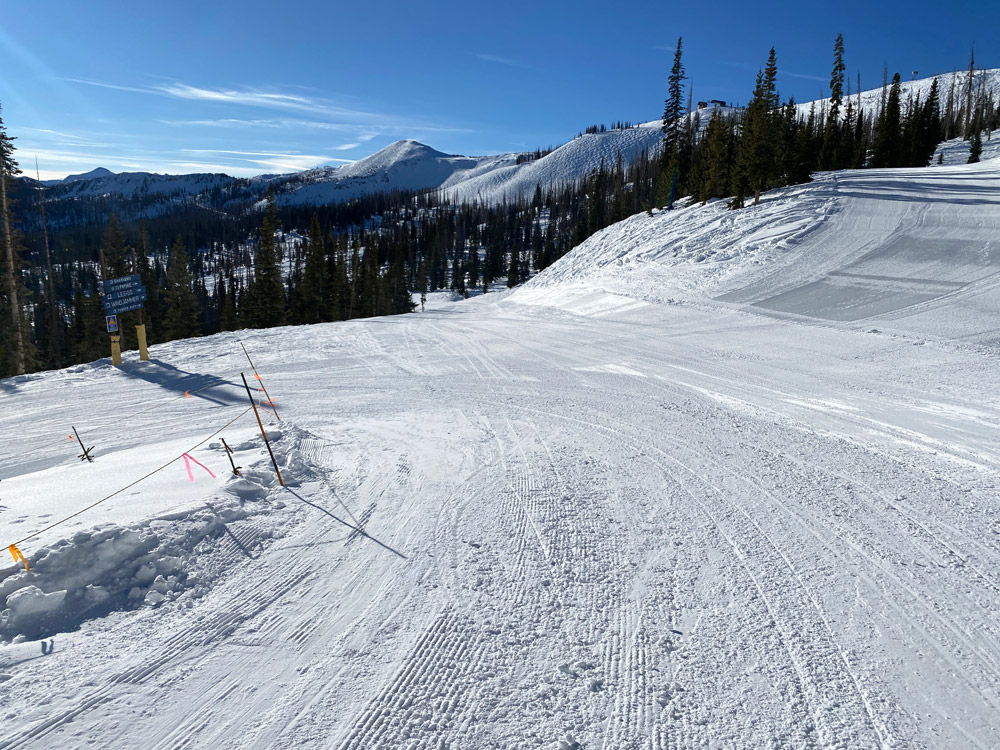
[{"xmin": 182, "ymin": 452, "xmax": 217, "ymax": 482}]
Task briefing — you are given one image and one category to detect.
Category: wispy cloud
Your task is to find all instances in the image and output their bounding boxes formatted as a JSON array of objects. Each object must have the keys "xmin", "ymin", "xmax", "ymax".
[
  {"xmin": 160, "ymin": 117, "xmax": 472, "ymax": 137},
  {"xmin": 153, "ymin": 82, "xmax": 341, "ymax": 116},
  {"xmin": 782, "ymin": 71, "xmax": 828, "ymax": 83},
  {"xmin": 67, "ymin": 78, "xmax": 153, "ymax": 95},
  {"xmin": 478, "ymin": 54, "xmax": 523, "ymax": 67},
  {"xmin": 19, "ymin": 127, "xmax": 95, "ymax": 142},
  {"xmin": 180, "ymin": 148, "xmax": 350, "ymax": 172},
  {"xmin": 71, "ymin": 77, "xmax": 385, "ymax": 120}
]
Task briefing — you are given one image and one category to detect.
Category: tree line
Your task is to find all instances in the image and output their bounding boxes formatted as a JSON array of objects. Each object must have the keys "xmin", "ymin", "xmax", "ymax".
[{"xmin": 656, "ymin": 35, "xmax": 998, "ymax": 209}]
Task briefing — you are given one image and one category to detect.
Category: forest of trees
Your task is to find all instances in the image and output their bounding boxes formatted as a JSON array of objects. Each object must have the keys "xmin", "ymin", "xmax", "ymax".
[{"xmin": 1, "ymin": 37, "xmax": 998, "ymax": 378}]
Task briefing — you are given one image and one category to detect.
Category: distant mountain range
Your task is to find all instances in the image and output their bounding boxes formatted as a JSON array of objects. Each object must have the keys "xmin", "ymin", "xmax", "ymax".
[
  {"xmin": 16, "ymin": 67, "xmax": 999, "ymax": 230},
  {"xmin": 23, "ymin": 126, "xmax": 665, "ymax": 215}
]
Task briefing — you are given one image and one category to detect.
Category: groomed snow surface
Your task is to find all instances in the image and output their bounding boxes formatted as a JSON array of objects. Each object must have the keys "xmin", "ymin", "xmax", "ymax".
[{"xmin": 3, "ymin": 156, "xmax": 1000, "ymax": 749}]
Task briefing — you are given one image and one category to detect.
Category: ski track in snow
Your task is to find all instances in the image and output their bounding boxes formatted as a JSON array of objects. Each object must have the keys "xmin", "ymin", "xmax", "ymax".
[{"xmin": 3, "ymin": 159, "xmax": 1000, "ymax": 748}]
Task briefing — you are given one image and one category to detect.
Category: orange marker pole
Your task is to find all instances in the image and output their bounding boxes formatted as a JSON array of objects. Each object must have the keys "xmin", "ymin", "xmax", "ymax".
[
  {"xmin": 241, "ymin": 372, "xmax": 283, "ymax": 486},
  {"xmin": 240, "ymin": 342, "xmax": 280, "ymax": 421}
]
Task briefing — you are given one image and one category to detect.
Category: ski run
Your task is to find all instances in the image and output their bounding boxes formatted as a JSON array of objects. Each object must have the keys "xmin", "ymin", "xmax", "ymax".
[{"xmin": 3, "ymin": 154, "xmax": 1000, "ymax": 749}]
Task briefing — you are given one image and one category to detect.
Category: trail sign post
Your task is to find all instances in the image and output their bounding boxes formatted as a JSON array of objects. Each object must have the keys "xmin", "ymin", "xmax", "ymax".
[
  {"xmin": 99, "ymin": 273, "xmax": 148, "ymax": 363},
  {"xmin": 98, "ymin": 274, "xmax": 141, "ymax": 296},
  {"xmin": 102, "ymin": 288, "xmax": 147, "ymax": 315}
]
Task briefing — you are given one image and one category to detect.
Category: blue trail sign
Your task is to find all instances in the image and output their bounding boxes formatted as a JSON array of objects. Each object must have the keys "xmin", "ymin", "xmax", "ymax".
[{"xmin": 103, "ymin": 288, "xmax": 147, "ymax": 315}]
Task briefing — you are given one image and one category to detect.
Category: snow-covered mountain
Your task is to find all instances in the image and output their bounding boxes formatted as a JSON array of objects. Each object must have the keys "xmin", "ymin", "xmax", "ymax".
[
  {"xmin": 21, "ymin": 67, "xmax": 1000, "ymax": 222},
  {"xmin": 40, "ymin": 170, "xmax": 234, "ymax": 200},
  {"xmin": 44, "ymin": 167, "xmax": 115, "ymax": 186}
]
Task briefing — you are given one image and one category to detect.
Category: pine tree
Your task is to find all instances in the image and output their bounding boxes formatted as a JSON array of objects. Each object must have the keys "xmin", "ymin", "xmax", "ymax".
[
  {"xmin": 657, "ymin": 36, "xmax": 686, "ymax": 205},
  {"xmin": 70, "ymin": 267, "xmax": 106, "ymax": 364},
  {"xmin": 968, "ymin": 128, "xmax": 983, "ymax": 163},
  {"xmin": 134, "ymin": 221, "xmax": 164, "ymax": 343},
  {"xmin": 819, "ymin": 33, "xmax": 846, "ymax": 170},
  {"xmin": 297, "ymin": 213, "xmax": 326, "ymax": 324},
  {"xmin": 689, "ymin": 109, "xmax": 733, "ymax": 202},
  {"xmin": 244, "ymin": 186, "xmax": 287, "ymax": 328},
  {"xmin": 163, "ymin": 235, "xmax": 201, "ymax": 341},
  {"xmin": 0, "ymin": 101, "xmax": 32, "ymax": 375},
  {"xmin": 733, "ymin": 48, "xmax": 780, "ymax": 207},
  {"xmin": 871, "ymin": 73, "xmax": 903, "ymax": 168},
  {"xmin": 507, "ymin": 243, "xmax": 521, "ymax": 288}
]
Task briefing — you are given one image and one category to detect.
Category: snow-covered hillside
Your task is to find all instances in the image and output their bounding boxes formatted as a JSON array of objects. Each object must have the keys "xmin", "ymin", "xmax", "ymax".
[
  {"xmin": 443, "ymin": 123, "xmax": 666, "ymax": 204},
  {"xmin": 799, "ymin": 67, "xmax": 1000, "ymax": 118},
  {"xmin": 515, "ymin": 156, "xmax": 1000, "ymax": 347},
  {"xmin": 3, "ymin": 152, "xmax": 1000, "ymax": 748},
  {"xmin": 41, "ymin": 170, "xmax": 234, "ymax": 200}
]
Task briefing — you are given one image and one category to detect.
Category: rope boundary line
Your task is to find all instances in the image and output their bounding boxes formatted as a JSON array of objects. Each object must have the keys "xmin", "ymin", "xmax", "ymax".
[{"xmin": 9, "ymin": 405, "xmax": 255, "ymax": 549}]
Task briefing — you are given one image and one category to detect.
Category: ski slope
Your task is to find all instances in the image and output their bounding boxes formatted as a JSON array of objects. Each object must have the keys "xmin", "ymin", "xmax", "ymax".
[{"xmin": 2, "ymin": 157, "xmax": 1000, "ymax": 749}]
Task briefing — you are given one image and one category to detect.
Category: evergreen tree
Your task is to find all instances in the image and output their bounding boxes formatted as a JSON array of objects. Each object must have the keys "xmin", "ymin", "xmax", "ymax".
[
  {"xmin": 689, "ymin": 110, "xmax": 733, "ymax": 202},
  {"xmin": 657, "ymin": 36, "xmax": 686, "ymax": 205},
  {"xmin": 0, "ymin": 101, "xmax": 32, "ymax": 375},
  {"xmin": 903, "ymin": 80, "xmax": 940, "ymax": 167},
  {"xmin": 134, "ymin": 221, "xmax": 165, "ymax": 343},
  {"xmin": 297, "ymin": 213, "xmax": 327, "ymax": 324},
  {"xmin": 507, "ymin": 243, "xmax": 521, "ymax": 288},
  {"xmin": 968, "ymin": 128, "xmax": 983, "ymax": 163},
  {"xmin": 819, "ymin": 33, "xmax": 846, "ymax": 170},
  {"xmin": 163, "ymin": 235, "xmax": 201, "ymax": 340},
  {"xmin": 871, "ymin": 73, "xmax": 903, "ymax": 167},
  {"xmin": 386, "ymin": 259, "xmax": 415, "ymax": 314},
  {"xmin": 70, "ymin": 267, "xmax": 106, "ymax": 364},
  {"xmin": 733, "ymin": 48, "xmax": 780, "ymax": 207},
  {"xmin": 244, "ymin": 186, "xmax": 287, "ymax": 328}
]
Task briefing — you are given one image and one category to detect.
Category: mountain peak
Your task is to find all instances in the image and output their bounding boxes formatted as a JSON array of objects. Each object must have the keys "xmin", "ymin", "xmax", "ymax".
[{"xmin": 61, "ymin": 167, "xmax": 115, "ymax": 184}]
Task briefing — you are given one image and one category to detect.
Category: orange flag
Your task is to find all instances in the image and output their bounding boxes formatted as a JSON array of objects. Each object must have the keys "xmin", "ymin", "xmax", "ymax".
[{"xmin": 8, "ymin": 544, "xmax": 30, "ymax": 571}]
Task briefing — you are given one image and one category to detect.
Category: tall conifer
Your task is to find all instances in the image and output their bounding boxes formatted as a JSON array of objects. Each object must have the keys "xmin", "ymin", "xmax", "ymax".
[
  {"xmin": 163, "ymin": 235, "xmax": 200, "ymax": 340},
  {"xmin": 244, "ymin": 186, "xmax": 287, "ymax": 328}
]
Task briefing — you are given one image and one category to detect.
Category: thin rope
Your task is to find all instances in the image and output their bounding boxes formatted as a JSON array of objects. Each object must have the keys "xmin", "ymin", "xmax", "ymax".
[{"xmin": 11, "ymin": 406, "xmax": 254, "ymax": 547}]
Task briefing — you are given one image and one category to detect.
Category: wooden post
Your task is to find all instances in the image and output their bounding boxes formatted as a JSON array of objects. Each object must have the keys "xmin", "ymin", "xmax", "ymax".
[
  {"xmin": 110, "ymin": 334, "xmax": 122, "ymax": 366},
  {"xmin": 131, "ymin": 247, "xmax": 149, "ymax": 361},
  {"xmin": 72, "ymin": 426, "xmax": 94, "ymax": 462},
  {"xmin": 241, "ymin": 372, "xmax": 283, "ymax": 486},
  {"xmin": 221, "ymin": 438, "xmax": 241, "ymax": 476},
  {"xmin": 135, "ymin": 324, "xmax": 149, "ymax": 361}
]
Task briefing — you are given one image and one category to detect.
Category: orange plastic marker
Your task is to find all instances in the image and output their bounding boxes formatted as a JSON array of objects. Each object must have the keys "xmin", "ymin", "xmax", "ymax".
[{"xmin": 8, "ymin": 544, "xmax": 30, "ymax": 571}]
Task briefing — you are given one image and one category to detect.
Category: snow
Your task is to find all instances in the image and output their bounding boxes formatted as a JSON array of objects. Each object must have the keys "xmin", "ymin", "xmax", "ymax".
[
  {"xmin": 444, "ymin": 123, "xmax": 666, "ymax": 205},
  {"xmin": 799, "ymin": 67, "xmax": 1000, "ymax": 120},
  {"xmin": 42, "ymin": 170, "xmax": 234, "ymax": 200},
  {"xmin": 3, "ymin": 155, "xmax": 1000, "ymax": 748}
]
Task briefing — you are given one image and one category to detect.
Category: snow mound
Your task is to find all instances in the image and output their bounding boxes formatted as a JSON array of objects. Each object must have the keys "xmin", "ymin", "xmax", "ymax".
[
  {"xmin": 514, "ymin": 177, "xmax": 836, "ymax": 310},
  {"xmin": 0, "ymin": 429, "xmax": 297, "ymax": 642}
]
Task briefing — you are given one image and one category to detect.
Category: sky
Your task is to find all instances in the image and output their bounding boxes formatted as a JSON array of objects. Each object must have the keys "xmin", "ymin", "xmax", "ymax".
[{"xmin": 1, "ymin": 0, "xmax": 996, "ymax": 180}]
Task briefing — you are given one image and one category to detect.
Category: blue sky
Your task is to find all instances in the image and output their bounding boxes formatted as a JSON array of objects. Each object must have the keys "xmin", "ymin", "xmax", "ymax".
[{"xmin": 1, "ymin": 0, "xmax": 995, "ymax": 180}]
